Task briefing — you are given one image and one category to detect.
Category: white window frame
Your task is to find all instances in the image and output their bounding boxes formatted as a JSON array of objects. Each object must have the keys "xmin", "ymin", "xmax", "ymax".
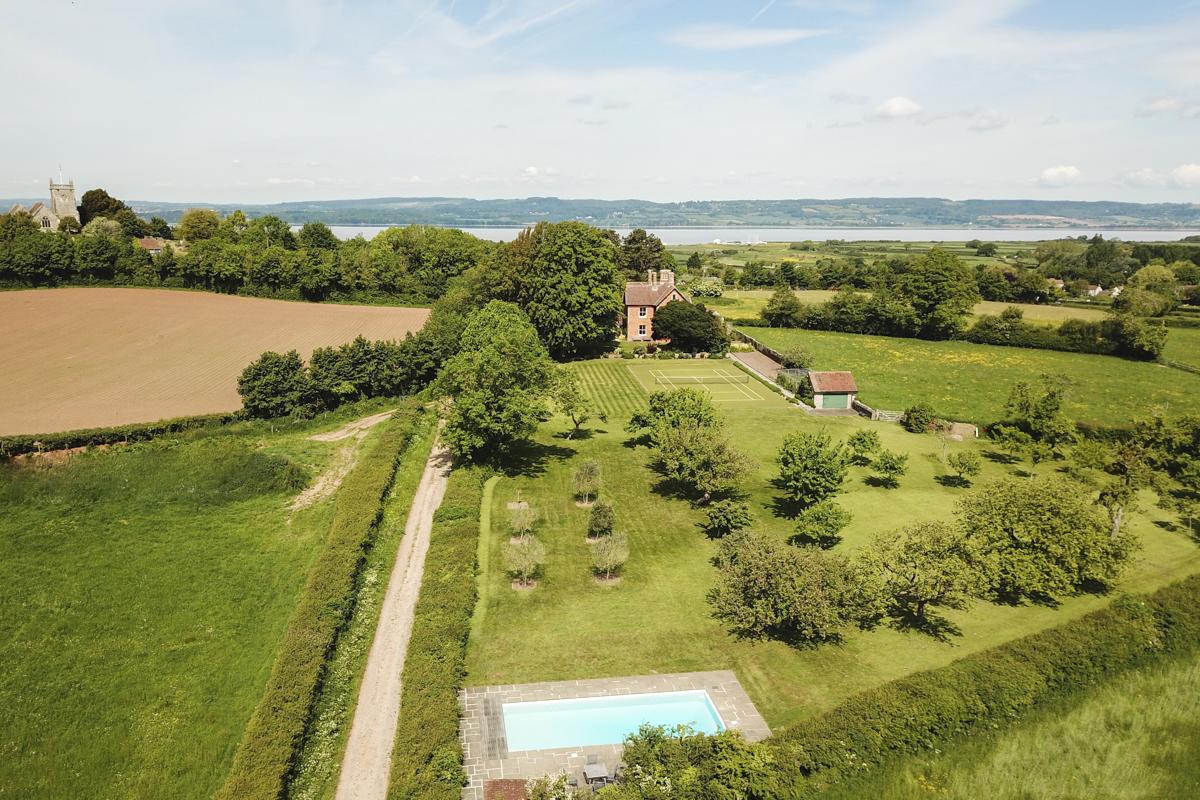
[
  {"xmin": 639, "ymin": 306, "xmax": 648, "ymax": 317},
  {"xmin": 638, "ymin": 324, "xmax": 647, "ymax": 336}
]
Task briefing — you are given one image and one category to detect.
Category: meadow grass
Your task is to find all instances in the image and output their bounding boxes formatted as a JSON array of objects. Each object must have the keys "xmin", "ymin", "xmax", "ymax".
[
  {"xmin": 816, "ymin": 648, "xmax": 1200, "ymax": 800},
  {"xmin": 0, "ymin": 405, "xmax": 396, "ymax": 800},
  {"xmin": 1163, "ymin": 325, "xmax": 1200, "ymax": 368},
  {"xmin": 463, "ymin": 359, "xmax": 1200, "ymax": 729},
  {"xmin": 742, "ymin": 326, "xmax": 1200, "ymax": 424}
]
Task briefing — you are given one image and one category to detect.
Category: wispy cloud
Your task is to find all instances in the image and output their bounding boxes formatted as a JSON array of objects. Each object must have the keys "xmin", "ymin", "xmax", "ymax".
[
  {"xmin": 967, "ymin": 109, "xmax": 1007, "ymax": 131},
  {"xmin": 1139, "ymin": 96, "xmax": 1181, "ymax": 114},
  {"xmin": 664, "ymin": 23, "xmax": 829, "ymax": 51},
  {"xmin": 1121, "ymin": 167, "xmax": 1165, "ymax": 187}
]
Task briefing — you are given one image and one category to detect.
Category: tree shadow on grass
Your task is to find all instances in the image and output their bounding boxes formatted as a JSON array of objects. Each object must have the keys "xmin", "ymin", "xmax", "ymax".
[
  {"xmin": 982, "ymin": 449, "xmax": 1020, "ymax": 465},
  {"xmin": 934, "ymin": 474, "xmax": 972, "ymax": 489},
  {"xmin": 863, "ymin": 475, "xmax": 900, "ymax": 489},
  {"xmin": 768, "ymin": 477, "xmax": 805, "ymax": 519},
  {"xmin": 554, "ymin": 427, "xmax": 597, "ymax": 442},
  {"xmin": 788, "ymin": 532, "xmax": 842, "ymax": 549},
  {"xmin": 492, "ymin": 439, "xmax": 577, "ymax": 478},
  {"xmin": 887, "ymin": 610, "xmax": 963, "ymax": 643}
]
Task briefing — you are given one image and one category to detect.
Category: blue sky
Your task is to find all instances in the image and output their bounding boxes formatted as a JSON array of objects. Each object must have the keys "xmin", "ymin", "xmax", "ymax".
[{"xmin": 2, "ymin": 0, "xmax": 1199, "ymax": 203}]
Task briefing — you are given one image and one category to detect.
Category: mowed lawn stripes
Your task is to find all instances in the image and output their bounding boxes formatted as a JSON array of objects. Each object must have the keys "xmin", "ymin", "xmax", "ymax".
[{"xmin": 572, "ymin": 361, "xmax": 648, "ymax": 419}]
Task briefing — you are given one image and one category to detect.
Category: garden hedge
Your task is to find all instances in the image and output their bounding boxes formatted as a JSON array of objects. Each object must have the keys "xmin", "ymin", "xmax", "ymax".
[
  {"xmin": 0, "ymin": 412, "xmax": 239, "ymax": 459},
  {"xmin": 768, "ymin": 574, "xmax": 1200, "ymax": 797},
  {"xmin": 387, "ymin": 468, "xmax": 484, "ymax": 800},
  {"xmin": 214, "ymin": 403, "xmax": 424, "ymax": 800}
]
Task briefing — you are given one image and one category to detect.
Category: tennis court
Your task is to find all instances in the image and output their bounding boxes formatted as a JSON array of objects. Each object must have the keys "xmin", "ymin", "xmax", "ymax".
[{"xmin": 625, "ymin": 359, "xmax": 784, "ymax": 406}]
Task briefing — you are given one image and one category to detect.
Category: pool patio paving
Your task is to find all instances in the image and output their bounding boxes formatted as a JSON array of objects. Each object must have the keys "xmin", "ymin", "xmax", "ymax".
[{"xmin": 458, "ymin": 670, "xmax": 771, "ymax": 800}]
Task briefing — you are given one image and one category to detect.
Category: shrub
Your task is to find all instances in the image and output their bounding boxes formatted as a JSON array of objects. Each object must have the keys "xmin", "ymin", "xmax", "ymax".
[
  {"xmin": 768, "ymin": 575, "xmax": 1200, "ymax": 793},
  {"xmin": 901, "ymin": 402, "xmax": 935, "ymax": 433},
  {"xmin": 791, "ymin": 500, "xmax": 852, "ymax": 548},
  {"xmin": 388, "ymin": 470, "xmax": 483, "ymax": 800},
  {"xmin": 704, "ymin": 499, "xmax": 755, "ymax": 538},
  {"xmin": 778, "ymin": 347, "xmax": 815, "ymax": 370},
  {"xmin": 215, "ymin": 404, "xmax": 423, "ymax": 800}
]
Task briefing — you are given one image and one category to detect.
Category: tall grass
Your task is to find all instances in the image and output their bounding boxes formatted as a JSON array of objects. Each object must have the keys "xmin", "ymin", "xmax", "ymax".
[{"xmin": 818, "ymin": 649, "xmax": 1200, "ymax": 800}]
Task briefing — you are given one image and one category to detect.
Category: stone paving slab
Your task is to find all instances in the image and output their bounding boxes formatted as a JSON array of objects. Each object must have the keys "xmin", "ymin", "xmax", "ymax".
[{"xmin": 458, "ymin": 671, "xmax": 770, "ymax": 800}]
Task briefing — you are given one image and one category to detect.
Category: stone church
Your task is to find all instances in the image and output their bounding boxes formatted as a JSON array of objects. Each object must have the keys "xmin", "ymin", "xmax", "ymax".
[{"xmin": 8, "ymin": 180, "xmax": 79, "ymax": 231}]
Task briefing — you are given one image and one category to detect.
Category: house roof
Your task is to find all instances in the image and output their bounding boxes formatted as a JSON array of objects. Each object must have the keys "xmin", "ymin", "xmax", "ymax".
[
  {"xmin": 808, "ymin": 371, "xmax": 858, "ymax": 394},
  {"xmin": 624, "ymin": 281, "xmax": 679, "ymax": 308},
  {"xmin": 135, "ymin": 237, "xmax": 164, "ymax": 250}
]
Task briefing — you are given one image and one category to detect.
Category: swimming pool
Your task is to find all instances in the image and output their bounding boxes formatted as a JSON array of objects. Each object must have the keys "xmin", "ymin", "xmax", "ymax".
[{"xmin": 501, "ymin": 689, "xmax": 725, "ymax": 751}]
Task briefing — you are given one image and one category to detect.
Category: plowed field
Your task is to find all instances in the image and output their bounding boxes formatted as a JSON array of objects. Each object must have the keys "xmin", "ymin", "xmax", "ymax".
[{"xmin": 0, "ymin": 288, "xmax": 429, "ymax": 434}]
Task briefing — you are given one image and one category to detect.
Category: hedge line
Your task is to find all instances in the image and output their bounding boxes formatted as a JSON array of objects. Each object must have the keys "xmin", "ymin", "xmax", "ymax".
[
  {"xmin": 768, "ymin": 574, "xmax": 1200, "ymax": 797},
  {"xmin": 0, "ymin": 412, "xmax": 239, "ymax": 459},
  {"xmin": 387, "ymin": 467, "xmax": 484, "ymax": 800},
  {"xmin": 214, "ymin": 403, "xmax": 424, "ymax": 800}
]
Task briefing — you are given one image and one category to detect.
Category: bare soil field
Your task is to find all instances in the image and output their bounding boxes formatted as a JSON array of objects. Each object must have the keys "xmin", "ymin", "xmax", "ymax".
[{"xmin": 0, "ymin": 288, "xmax": 430, "ymax": 435}]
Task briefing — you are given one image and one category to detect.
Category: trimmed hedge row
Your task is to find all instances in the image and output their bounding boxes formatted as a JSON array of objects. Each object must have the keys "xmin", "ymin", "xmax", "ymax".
[
  {"xmin": 0, "ymin": 412, "xmax": 239, "ymax": 459},
  {"xmin": 214, "ymin": 403, "xmax": 425, "ymax": 800},
  {"xmin": 387, "ymin": 468, "xmax": 484, "ymax": 800},
  {"xmin": 768, "ymin": 575, "xmax": 1200, "ymax": 797}
]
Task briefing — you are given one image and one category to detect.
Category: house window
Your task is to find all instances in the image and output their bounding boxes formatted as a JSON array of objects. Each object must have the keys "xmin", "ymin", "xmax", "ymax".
[
  {"xmin": 41, "ymin": 217, "xmax": 51, "ymax": 228},
  {"xmin": 638, "ymin": 306, "xmax": 647, "ymax": 317},
  {"xmin": 638, "ymin": 324, "xmax": 647, "ymax": 336}
]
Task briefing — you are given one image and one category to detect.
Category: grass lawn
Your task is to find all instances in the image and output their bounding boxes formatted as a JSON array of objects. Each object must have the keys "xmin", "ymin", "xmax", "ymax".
[
  {"xmin": 0, "ymin": 407, "xmax": 394, "ymax": 800},
  {"xmin": 741, "ymin": 326, "xmax": 1200, "ymax": 425},
  {"xmin": 705, "ymin": 289, "xmax": 1110, "ymax": 325},
  {"xmin": 1163, "ymin": 325, "xmax": 1200, "ymax": 368},
  {"xmin": 817, "ymin": 648, "xmax": 1200, "ymax": 799},
  {"xmin": 463, "ymin": 358, "xmax": 1200, "ymax": 730}
]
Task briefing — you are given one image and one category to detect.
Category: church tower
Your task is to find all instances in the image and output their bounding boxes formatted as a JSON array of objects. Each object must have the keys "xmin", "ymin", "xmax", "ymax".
[{"xmin": 49, "ymin": 178, "xmax": 79, "ymax": 222}]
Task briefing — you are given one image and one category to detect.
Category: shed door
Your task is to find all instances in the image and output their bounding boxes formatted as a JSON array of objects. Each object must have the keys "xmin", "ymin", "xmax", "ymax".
[{"xmin": 823, "ymin": 393, "xmax": 850, "ymax": 409}]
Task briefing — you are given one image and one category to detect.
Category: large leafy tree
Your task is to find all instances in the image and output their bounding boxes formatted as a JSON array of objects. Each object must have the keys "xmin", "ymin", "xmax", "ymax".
[
  {"xmin": 899, "ymin": 248, "xmax": 980, "ymax": 339},
  {"xmin": 656, "ymin": 422, "xmax": 753, "ymax": 504},
  {"xmin": 437, "ymin": 301, "xmax": 558, "ymax": 461},
  {"xmin": 959, "ymin": 477, "xmax": 1138, "ymax": 601},
  {"xmin": 708, "ymin": 532, "xmax": 867, "ymax": 645},
  {"xmin": 77, "ymin": 188, "xmax": 129, "ymax": 224},
  {"xmin": 478, "ymin": 221, "xmax": 623, "ymax": 358},
  {"xmin": 237, "ymin": 350, "xmax": 315, "ymax": 418},
  {"xmin": 761, "ymin": 285, "xmax": 804, "ymax": 327},
  {"xmin": 1002, "ymin": 374, "xmax": 1078, "ymax": 454},
  {"xmin": 627, "ymin": 388, "xmax": 718, "ymax": 448},
  {"xmin": 860, "ymin": 521, "xmax": 980, "ymax": 625},
  {"xmin": 175, "ymin": 208, "xmax": 221, "ymax": 242},
  {"xmin": 619, "ymin": 228, "xmax": 674, "ymax": 281},
  {"xmin": 777, "ymin": 431, "xmax": 850, "ymax": 508},
  {"xmin": 652, "ymin": 301, "xmax": 729, "ymax": 352}
]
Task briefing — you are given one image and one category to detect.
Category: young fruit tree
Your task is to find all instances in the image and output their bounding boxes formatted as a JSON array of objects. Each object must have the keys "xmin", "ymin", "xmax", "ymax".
[
  {"xmin": 777, "ymin": 431, "xmax": 850, "ymax": 508},
  {"xmin": 703, "ymin": 500, "xmax": 755, "ymax": 538},
  {"xmin": 657, "ymin": 422, "xmax": 753, "ymax": 505},
  {"xmin": 554, "ymin": 370, "xmax": 604, "ymax": 439},
  {"xmin": 591, "ymin": 531, "xmax": 629, "ymax": 580},
  {"xmin": 509, "ymin": 505, "xmax": 536, "ymax": 538},
  {"xmin": 573, "ymin": 459, "xmax": 602, "ymax": 505},
  {"xmin": 946, "ymin": 451, "xmax": 982, "ymax": 485},
  {"xmin": 791, "ymin": 500, "xmax": 852, "ymax": 548},
  {"xmin": 502, "ymin": 535, "xmax": 546, "ymax": 587},
  {"xmin": 587, "ymin": 499, "xmax": 615, "ymax": 539},
  {"xmin": 860, "ymin": 521, "xmax": 980, "ymax": 625},
  {"xmin": 846, "ymin": 429, "xmax": 881, "ymax": 466},
  {"xmin": 871, "ymin": 449, "xmax": 908, "ymax": 488},
  {"xmin": 959, "ymin": 477, "xmax": 1138, "ymax": 601}
]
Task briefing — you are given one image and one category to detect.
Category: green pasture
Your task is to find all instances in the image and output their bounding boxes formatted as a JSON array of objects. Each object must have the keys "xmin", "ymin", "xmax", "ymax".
[
  {"xmin": 0, "ymin": 407, "xmax": 396, "ymax": 800},
  {"xmin": 741, "ymin": 326, "xmax": 1200, "ymax": 425},
  {"xmin": 669, "ymin": 239, "xmax": 1037, "ymax": 272},
  {"xmin": 1163, "ymin": 325, "xmax": 1200, "ymax": 368},
  {"xmin": 463, "ymin": 359, "xmax": 1200, "ymax": 729},
  {"xmin": 819, "ymin": 648, "xmax": 1200, "ymax": 800}
]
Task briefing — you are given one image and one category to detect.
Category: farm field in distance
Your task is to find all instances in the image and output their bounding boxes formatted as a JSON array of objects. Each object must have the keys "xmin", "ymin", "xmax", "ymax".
[
  {"xmin": 0, "ymin": 288, "xmax": 429, "ymax": 435},
  {"xmin": 741, "ymin": 326, "xmax": 1200, "ymax": 425},
  {"xmin": 463, "ymin": 358, "xmax": 1200, "ymax": 730}
]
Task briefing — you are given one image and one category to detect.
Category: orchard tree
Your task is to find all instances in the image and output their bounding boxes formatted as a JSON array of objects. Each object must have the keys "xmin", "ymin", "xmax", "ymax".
[
  {"xmin": 627, "ymin": 388, "xmax": 719, "ymax": 447},
  {"xmin": 503, "ymin": 535, "xmax": 546, "ymax": 587},
  {"xmin": 946, "ymin": 451, "xmax": 982, "ymax": 485},
  {"xmin": 479, "ymin": 221, "xmax": 624, "ymax": 358},
  {"xmin": 791, "ymin": 500, "xmax": 851, "ymax": 548},
  {"xmin": 573, "ymin": 459, "xmax": 601, "ymax": 505},
  {"xmin": 777, "ymin": 431, "xmax": 850, "ymax": 508},
  {"xmin": 1096, "ymin": 440, "xmax": 1157, "ymax": 537},
  {"xmin": 657, "ymin": 423, "xmax": 753, "ymax": 504},
  {"xmin": 861, "ymin": 521, "xmax": 980, "ymax": 625},
  {"xmin": 708, "ymin": 532, "xmax": 867, "ymax": 645},
  {"xmin": 652, "ymin": 301, "xmax": 729, "ymax": 353},
  {"xmin": 1004, "ymin": 374, "xmax": 1078, "ymax": 454},
  {"xmin": 554, "ymin": 370, "xmax": 603, "ymax": 438},
  {"xmin": 509, "ymin": 505, "xmax": 537, "ymax": 538},
  {"xmin": 587, "ymin": 499, "xmax": 615, "ymax": 539},
  {"xmin": 959, "ymin": 477, "xmax": 1138, "ymax": 601},
  {"xmin": 437, "ymin": 301, "xmax": 557, "ymax": 461},
  {"xmin": 872, "ymin": 449, "xmax": 908, "ymax": 488},
  {"xmin": 846, "ymin": 429, "xmax": 881, "ymax": 465},
  {"xmin": 704, "ymin": 500, "xmax": 755, "ymax": 538},
  {"xmin": 591, "ymin": 531, "xmax": 629, "ymax": 580}
]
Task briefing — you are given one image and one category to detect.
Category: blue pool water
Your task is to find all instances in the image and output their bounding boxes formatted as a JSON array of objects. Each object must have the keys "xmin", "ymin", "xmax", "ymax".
[{"xmin": 502, "ymin": 690, "xmax": 725, "ymax": 751}]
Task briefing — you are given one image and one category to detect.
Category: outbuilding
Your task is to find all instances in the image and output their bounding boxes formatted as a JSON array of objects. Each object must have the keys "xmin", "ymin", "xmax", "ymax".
[{"xmin": 807, "ymin": 371, "xmax": 858, "ymax": 410}]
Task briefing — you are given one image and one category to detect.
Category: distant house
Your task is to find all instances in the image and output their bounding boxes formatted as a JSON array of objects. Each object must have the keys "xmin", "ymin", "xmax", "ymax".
[
  {"xmin": 1047, "ymin": 278, "xmax": 1065, "ymax": 291},
  {"xmin": 1110, "ymin": 285, "xmax": 1124, "ymax": 298},
  {"xmin": 623, "ymin": 269, "xmax": 686, "ymax": 341},
  {"xmin": 808, "ymin": 371, "xmax": 858, "ymax": 410},
  {"xmin": 134, "ymin": 237, "xmax": 166, "ymax": 255},
  {"xmin": 1085, "ymin": 284, "xmax": 1103, "ymax": 297}
]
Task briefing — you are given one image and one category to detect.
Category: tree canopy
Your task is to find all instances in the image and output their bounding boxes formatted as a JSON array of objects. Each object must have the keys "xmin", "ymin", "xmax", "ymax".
[{"xmin": 651, "ymin": 301, "xmax": 729, "ymax": 353}]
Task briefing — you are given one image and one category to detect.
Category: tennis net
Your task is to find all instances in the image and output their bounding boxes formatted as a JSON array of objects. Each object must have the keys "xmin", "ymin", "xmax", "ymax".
[{"xmin": 654, "ymin": 373, "xmax": 750, "ymax": 385}]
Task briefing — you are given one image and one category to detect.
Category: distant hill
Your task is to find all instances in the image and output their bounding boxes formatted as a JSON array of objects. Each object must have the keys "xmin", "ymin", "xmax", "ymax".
[{"xmin": 5, "ymin": 195, "xmax": 1199, "ymax": 229}]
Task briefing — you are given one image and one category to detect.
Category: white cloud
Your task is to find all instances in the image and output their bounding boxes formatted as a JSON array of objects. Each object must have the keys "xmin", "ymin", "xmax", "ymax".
[
  {"xmin": 664, "ymin": 24, "xmax": 829, "ymax": 51},
  {"xmin": 1171, "ymin": 163, "xmax": 1200, "ymax": 188},
  {"xmin": 1184, "ymin": 105, "xmax": 1200, "ymax": 119},
  {"xmin": 1038, "ymin": 165, "xmax": 1081, "ymax": 187},
  {"xmin": 1121, "ymin": 167, "xmax": 1165, "ymax": 187},
  {"xmin": 873, "ymin": 95, "xmax": 922, "ymax": 118},
  {"xmin": 967, "ymin": 109, "xmax": 1007, "ymax": 131},
  {"xmin": 523, "ymin": 166, "xmax": 540, "ymax": 177},
  {"xmin": 1140, "ymin": 96, "xmax": 1181, "ymax": 114}
]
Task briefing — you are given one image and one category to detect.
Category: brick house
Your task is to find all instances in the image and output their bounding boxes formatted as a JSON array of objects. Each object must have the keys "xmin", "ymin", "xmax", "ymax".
[{"xmin": 623, "ymin": 269, "xmax": 686, "ymax": 341}]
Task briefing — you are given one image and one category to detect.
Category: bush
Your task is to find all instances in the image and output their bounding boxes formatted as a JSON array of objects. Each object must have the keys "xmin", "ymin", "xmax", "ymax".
[
  {"xmin": 0, "ymin": 411, "xmax": 239, "ymax": 459},
  {"xmin": 388, "ymin": 469, "xmax": 483, "ymax": 800},
  {"xmin": 768, "ymin": 575, "xmax": 1200, "ymax": 794},
  {"xmin": 901, "ymin": 403, "xmax": 935, "ymax": 433},
  {"xmin": 778, "ymin": 347, "xmax": 815, "ymax": 370},
  {"xmin": 215, "ymin": 404, "xmax": 424, "ymax": 800}
]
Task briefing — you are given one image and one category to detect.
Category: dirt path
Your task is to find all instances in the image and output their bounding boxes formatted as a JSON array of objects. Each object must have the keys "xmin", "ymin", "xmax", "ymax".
[
  {"xmin": 310, "ymin": 410, "xmax": 397, "ymax": 442},
  {"xmin": 334, "ymin": 437, "xmax": 453, "ymax": 800}
]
